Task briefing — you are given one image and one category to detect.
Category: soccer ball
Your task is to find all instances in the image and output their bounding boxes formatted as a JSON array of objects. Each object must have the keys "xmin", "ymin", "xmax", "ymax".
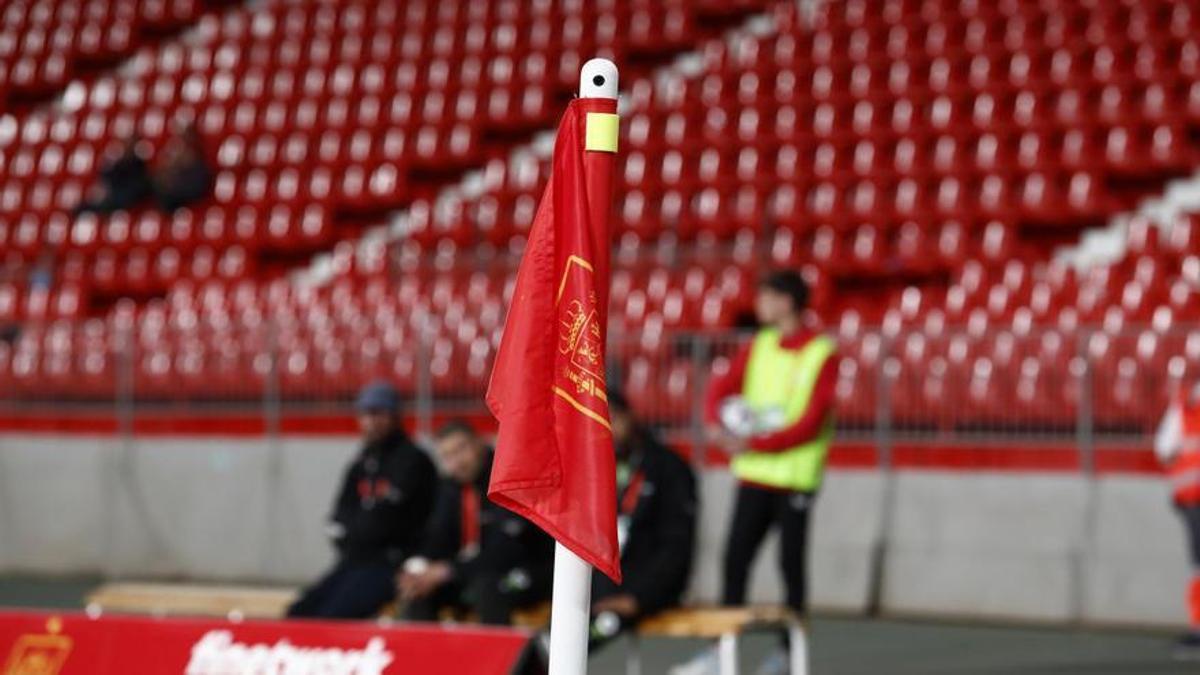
[{"xmin": 719, "ymin": 397, "xmax": 759, "ymax": 438}]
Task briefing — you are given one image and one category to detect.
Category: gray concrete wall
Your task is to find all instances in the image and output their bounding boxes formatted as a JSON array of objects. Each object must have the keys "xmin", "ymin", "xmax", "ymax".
[
  {"xmin": 688, "ymin": 470, "xmax": 885, "ymax": 613},
  {"xmin": 881, "ymin": 472, "xmax": 1091, "ymax": 622},
  {"xmin": 0, "ymin": 435, "xmax": 114, "ymax": 575},
  {"xmin": 1083, "ymin": 475, "xmax": 1188, "ymax": 627},
  {"xmin": 0, "ymin": 434, "xmax": 1186, "ymax": 627},
  {"xmin": 0, "ymin": 434, "xmax": 350, "ymax": 584}
]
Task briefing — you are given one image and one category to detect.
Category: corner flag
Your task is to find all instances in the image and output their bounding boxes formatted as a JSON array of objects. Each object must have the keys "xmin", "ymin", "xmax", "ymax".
[{"xmin": 485, "ymin": 64, "xmax": 621, "ymax": 585}]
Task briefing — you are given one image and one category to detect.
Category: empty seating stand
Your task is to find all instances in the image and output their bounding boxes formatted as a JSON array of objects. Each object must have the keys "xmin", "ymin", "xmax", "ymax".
[
  {"xmin": 0, "ymin": 0, "xmax": 227, "ymax": 111},
  {"xmin": 0, "ymin": 0, "xmax": 1196, "ymax": 437},
  {"xmin": 0, "ymin": 0, "xmax": 759, "ymax": 302}
]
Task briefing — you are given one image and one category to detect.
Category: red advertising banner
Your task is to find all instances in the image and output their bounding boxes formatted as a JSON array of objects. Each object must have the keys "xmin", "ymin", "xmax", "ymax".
[{"xmin": 0, "ymin": 611, "xmax": 534, "ymax": 674}]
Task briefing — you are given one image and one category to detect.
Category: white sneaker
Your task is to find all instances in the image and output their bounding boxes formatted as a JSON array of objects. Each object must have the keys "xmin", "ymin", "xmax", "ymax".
[
  {"xmin": 754, "ymin": 648, "xmax": 789, "ymax": 675},
  {"xmin": 668, "ymin": 645, "xmax": 721, "ymax": 675}
]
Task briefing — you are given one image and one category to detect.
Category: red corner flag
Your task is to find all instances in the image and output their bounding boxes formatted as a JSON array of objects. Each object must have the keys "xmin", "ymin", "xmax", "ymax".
[{"xmin": 486, "ymin": 95, "xmax": 621, "ymax": 583}]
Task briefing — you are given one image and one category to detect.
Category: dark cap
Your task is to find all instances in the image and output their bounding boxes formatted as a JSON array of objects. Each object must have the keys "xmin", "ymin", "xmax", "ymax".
[{"xmin": 355, "ymin": 381, "xmax": 400, "ymax": 413}]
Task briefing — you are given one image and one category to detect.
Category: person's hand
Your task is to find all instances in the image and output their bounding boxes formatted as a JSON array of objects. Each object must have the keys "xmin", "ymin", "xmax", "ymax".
[
  {"xmin": 399, "ymin": 564, "xmax": 449, "ymax": 600},
  {"xmin": 397, "ymin": 556, "xmax": 428, "ymax": 597},
  {"xmin": 397, "ymin": 571, "xmax": 416, "ymax": 598},
  {"xmin": 399, "ymin": 561, "xmax": 453, "ymax": 600},
  {"xmin": 593, "ymin": 594, "xmax": 639, "ymax": 618},
  {"xmin": 706, "ymin": 424, "xmax": 744, "ymax": 455},
  {"xmin": 717, "ymin": 430, "xmax": 748, "ymax": 456}
]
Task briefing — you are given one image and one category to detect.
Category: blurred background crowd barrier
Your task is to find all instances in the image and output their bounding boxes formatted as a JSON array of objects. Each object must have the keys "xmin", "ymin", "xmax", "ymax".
[{"xmin": 0, "ymin": 320, "xmax": 1188, "ymax": 469}]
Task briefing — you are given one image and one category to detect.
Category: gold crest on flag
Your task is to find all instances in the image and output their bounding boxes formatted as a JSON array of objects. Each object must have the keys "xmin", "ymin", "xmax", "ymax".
[{"xmin": 554, "ymin": 255, "xmax": 609, "ymax": 428}]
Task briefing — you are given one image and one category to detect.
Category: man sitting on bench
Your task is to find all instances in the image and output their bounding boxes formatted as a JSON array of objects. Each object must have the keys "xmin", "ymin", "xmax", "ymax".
[
  {"xmin": 400, "ymin": 420, "xmax": 554, "ymax": 625},
  {"xmin": 288, "ymin": 381, "xmax": 438, "ymax": 619},
  {"xmin": 589, "ymin": 391, "xmax": 698, "ymax": 649}
]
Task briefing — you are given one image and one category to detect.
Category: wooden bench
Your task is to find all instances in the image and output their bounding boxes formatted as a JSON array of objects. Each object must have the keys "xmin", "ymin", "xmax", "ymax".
[
  {"xmin": 511, "ymin": 602, "xmax": 552, "ymax": 629},
  {"xmin": 94, "ymin": 582, "xmax": 541, "ymax": 625},
  {"xmin": 628, "ymin": 606, "xmax": 808, "ymax": 675},
  {"xmin": 415, "ymin": 601, "xmax": 551, "ymax": 628},
  {"xmin": 85, "ymin": 582, "xmax": 298, "ymax": 620}
]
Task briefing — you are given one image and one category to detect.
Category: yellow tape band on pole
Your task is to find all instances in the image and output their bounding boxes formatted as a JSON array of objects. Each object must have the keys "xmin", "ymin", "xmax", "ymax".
[{"xmin": 585, "ymin": 112, "xmax": 619, "ymax": 153}]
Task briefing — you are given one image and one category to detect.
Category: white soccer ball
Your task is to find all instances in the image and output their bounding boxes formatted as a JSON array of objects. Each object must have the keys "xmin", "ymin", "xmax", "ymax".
[{"xmin": 719, "ymin": 397, "xmax": 759, "ymax": 438}]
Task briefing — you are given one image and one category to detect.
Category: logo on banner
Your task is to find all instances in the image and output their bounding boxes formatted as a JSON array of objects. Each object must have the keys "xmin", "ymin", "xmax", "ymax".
[
  {"xmin": 186, "ymin": 630, "xmax": 394, "ymax": 675},
  {"xmin": 3, "ymin": 617, "xmax": 72, "ymax": 675},
  {"xmin": 554, "ymin": 255, "xmax": 609, "ymax": 429}
]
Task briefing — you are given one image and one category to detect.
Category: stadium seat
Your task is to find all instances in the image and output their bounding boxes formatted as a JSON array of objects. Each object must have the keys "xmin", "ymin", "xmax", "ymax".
[{"xmin": 0, "ymin": 0, "xmax": 1195, "ymax": 438}]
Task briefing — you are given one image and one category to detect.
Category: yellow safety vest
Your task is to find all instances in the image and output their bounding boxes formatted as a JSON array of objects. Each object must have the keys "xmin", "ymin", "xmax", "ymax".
[{"xmin": 730, "ymin": 329, "xmax": 836, "ymax": 492}]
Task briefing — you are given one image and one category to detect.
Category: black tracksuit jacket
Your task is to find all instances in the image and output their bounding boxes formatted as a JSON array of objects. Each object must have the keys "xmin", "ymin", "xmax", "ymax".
[
  {"xmin": 599, "ymin": 428, "xmax": 698, "ymax": 616},
  {"xmin": 330, "ymin": 429, "xmax": 438, "ymax": 565},
  {"xmin": 418, "ymin": 451, "xmax": 554, "ymax": 581}
]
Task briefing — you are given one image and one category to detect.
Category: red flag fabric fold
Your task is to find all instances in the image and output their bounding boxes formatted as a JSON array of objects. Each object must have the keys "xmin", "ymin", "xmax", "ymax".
[{"xmin": 486, "ymin": 97, "xmax": 621, "ymax": 583}]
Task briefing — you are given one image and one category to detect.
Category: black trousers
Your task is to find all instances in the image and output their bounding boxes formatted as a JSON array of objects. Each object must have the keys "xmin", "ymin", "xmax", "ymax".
[
  {"xmin": 403, "ymin": 567, "xmax": 550, "ymax": 626},
  {"xmin": 586, "ymin": 575, "xmax": 643, "ymax": 653},
  {"xmin": 1179, "ymin": 504, "xmax": 1200, "ymax": 567},
  {"xmin": 721, "ymin": 483, "xmax": 814, "ymax": 615},
  {"xmin": 287, "ymin": 559, "xmax": 396, "ymax": 619}
]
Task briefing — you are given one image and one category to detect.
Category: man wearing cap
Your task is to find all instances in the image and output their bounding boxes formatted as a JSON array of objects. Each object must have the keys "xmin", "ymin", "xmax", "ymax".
[
  {"xmin": 588, "ymin": 390, "xmax": 697, "ymax": 649},
  {"xmin": 287, "ymin": 381, "xmax": 438, "ymax": 619},
  {"xmin": 400, "ymin": 420, "xmax": 554, "ymax": 625}
]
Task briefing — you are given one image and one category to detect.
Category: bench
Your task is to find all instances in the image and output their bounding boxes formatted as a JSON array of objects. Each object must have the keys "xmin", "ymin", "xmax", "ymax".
[
  {"xmin": 511, "ymin": 602, "xmax": 552, "ymax": 629},
  {"xmin": 413, "ymin": 601, "xmax": 552, "ymax": 628},
  {"xmin": 90, "ymin": 582, "xmax": 544, "ymax": 626},
  {"xmin": 628, "ymin": 606, "xmax": 808, "ymax": 675},
  {"xmin": 84, "ymin": 582, "xmax": 298, "ymax": 620}
]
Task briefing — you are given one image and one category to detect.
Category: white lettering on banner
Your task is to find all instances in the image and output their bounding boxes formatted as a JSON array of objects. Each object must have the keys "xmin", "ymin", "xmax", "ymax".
[{"xmin": 185, "ymin": 630, "xmax": 394, "ymax": 675}]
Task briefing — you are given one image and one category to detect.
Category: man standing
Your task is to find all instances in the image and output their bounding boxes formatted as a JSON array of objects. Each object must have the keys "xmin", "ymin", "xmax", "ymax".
[
  {"xmin": 400, "ymin": 421, "xmax": 554, "ymax": 625},
  {"xmin": 1155, "ymin": 380, "xmax": 1200, "ymax": 657},
  {"xmin": 589, "ymin": 391, "xmax": 697, "ymax": 649},
  {"xmin": 677, "ymin": 270, "xmax": 838, "ymax": 675},
  {"xmin": 288, "ymin": 381, "xmax": 437, "ymax": 619}
]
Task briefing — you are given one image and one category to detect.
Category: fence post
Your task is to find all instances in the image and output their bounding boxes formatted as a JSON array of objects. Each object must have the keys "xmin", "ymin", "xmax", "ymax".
[
  {"xmin": 263, "ymin": 319, "xmax": 281, "ymax": 438},
  {"xmin": 115, "ymin": 320, "xmax": 135, "ymax": 440},
  {"xmin": 1071, "ymin": 327, "xmax": 1097, "ymax": 624},
  {"xmin": 875, "ymin": 331, "xmax": 894, "ymax": 472},
  {"xmin": 415, "ymin": 313, "xmax": 434, "ymax": 441},
  {"xmin": 1076, "ymin": 329, "xmax": 1094, "ymax": 476},
  {"xmin": 689, "ymin": 333, "xmax": 711, "ymax": 470},
  {"xmin": 261, "ymin": 319, "xmax": 286, "ymax": 577},
  {"xmin": 866, "ymin": 329, "xmax": 896, "ymax": 616},
  {"xmin": 103, "ymin": 320, "xmax": 136, "ymax": 576}
]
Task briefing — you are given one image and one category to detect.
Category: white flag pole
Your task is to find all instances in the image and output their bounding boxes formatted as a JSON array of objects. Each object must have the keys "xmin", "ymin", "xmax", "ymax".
[
  {"xmin": 546, "ymin": 57, "xmax": 619, "ymax": 675},
  {"xmin": 547, "ymin": 543, "xmax": 594, "ymax": 674}
]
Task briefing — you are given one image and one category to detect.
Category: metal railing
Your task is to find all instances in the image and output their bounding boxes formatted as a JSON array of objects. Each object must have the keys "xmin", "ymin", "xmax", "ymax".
[{"xmin": 1, "ymin": 319, "xmax": 1192, "ymax": 468}]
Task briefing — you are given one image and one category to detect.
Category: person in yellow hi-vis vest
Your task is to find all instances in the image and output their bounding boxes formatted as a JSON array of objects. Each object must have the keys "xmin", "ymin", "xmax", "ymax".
[{"xmin": 673, "ymin": 270, "xmax": 838, "ymax": 675}]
